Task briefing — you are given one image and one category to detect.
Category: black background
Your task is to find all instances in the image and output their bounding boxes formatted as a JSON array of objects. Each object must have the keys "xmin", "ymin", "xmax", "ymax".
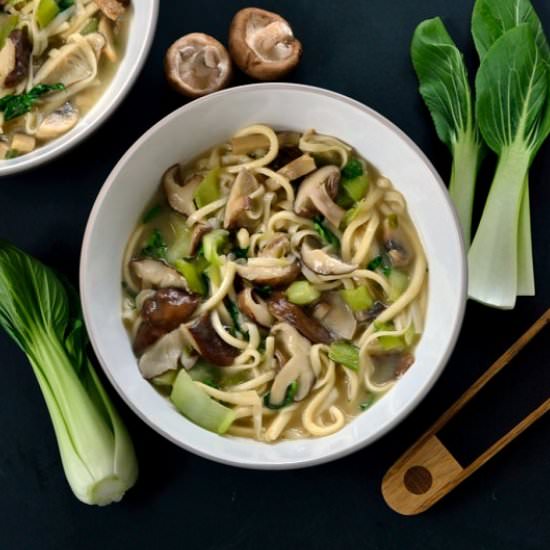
[{"xmin": 1, "ymin": 1, "xmax": 549, "ymax": 549}]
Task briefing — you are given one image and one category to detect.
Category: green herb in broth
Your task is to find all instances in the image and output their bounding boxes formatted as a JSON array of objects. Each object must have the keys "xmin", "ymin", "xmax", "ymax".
[
  {"xmin": 142, "ymin": 204, "xmax": 162, "ymax": 224},
  {"xmin": 313, "ymin": 215, "xmax": 340, "ymax": 247},
  {"xmin": 341, "ymin": 158, "xmax": 364, "ymax": 179},
  {"xmin": 264, "ymin": 381, "xmax": 298, "ymax": 410},
  {"xmin": 0, "ymin": 83, "xmax": 65, "ymax": 121},
  {"xmin": 360, "ymin": 395, "xmax": 376, "ymax": 411},
  {"xmin": 226, "ymin": 298, "xmax": 246, "ymax": 336},
  {"xmin": 141, "ymin": 229, "xmax": 167, "ymax": 260},
  {"xmin": 4, "ymin": 149, "xmax": 20, "ymax": 159},
  {"xmin": 233, "ymin": 246, "xmax": 249, "ymax": 259},
  {"xmin": 255, "ymin": 285, "xmax": 273, "ymax": 298}
]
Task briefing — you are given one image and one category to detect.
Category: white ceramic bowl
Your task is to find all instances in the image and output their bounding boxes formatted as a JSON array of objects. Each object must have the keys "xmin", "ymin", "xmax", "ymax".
[
  {"xmin": 81, "ymin": 83, "xmax": 467, "ymax": 469},
  {"xmin": 0, "ymin": 2, "xmax": 159, "ymax": 177}
]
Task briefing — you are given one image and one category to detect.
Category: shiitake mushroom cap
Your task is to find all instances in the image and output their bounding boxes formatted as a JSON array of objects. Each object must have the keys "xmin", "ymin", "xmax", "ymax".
[
  {"xmin": 164, "ymin": 32, "xmax": 233, "ymax": 98},
  {"xmin": 228, "ymin": 7, "xmax": 302, "ymax": 80}
]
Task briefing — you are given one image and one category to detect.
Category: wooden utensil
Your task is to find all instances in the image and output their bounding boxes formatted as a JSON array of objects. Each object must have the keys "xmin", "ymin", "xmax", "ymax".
[{"xmin": 382, "ymin": 309, "xmax": 550, "ymax": 515}]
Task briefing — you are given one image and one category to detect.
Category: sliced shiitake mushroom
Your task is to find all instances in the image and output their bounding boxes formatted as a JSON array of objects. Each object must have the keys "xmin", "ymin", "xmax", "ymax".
[
  {"xmin": 236, "ymin": 257, "xmax": 300, "ymax": 287},
  {"xmin": 294, "ymin": 166, "xmax": 345, "ymax": 227},
  {"xmin": 34, "ymin": 33, "xmax": 105, "ymax": 88},
  {"xmin": 138, "ymin": 327, "xmax": 186, "ymax": 379},
  {"xmin": 228, "ymin": 7, "xmax": 302, "ymax": 80},
  {"xmin": 133, "ymin": 288, "xmax": 200, "ymax": 356},
  {"xmin": 95, "ymin": 0, "xmax": 129, "ymax": 21},
  {"xmin": 36, "ymin": 103, "xmax": 79, "ymax": 141},
  {"xmin": 237, "ymin": 287, "xmax": 273, "ymax": 327},
  {"xmin": 382, "ymin": 217, "xmax": 411, "ymax": 267},
  {"xmin": 267, "ymin": 292, "xmax": 333, "ymax": 344},
  {"xmin": 163, "ymin": 165, "xmax": 202, "ymax": 217},
  {"xmin": 269, "ymin": 323, "xmax": 315, "ymax": 405},
  {"xmin": 223, "ymin": 168, "xmax": 262, "ymax": 230},
  {"xmin": 317, "ymin": 292, "xmax": 357, "ymax": 340},
  {"xmin": 189, "ymin": 223, "xmax": 212, "ymax": 255},
  {"xmin": 258, "ymin": 234, "xmax": 290, "ymax": 258},
  {"xmin": 301, "ymin": 238, "xmax": 356, "ymax": 275},
  {"xmin": 356, "ymin": 301, "xmax": 387, "ymax": 323},
  {"xmin": 2, "ymin": 29, "xmax": 31, "ymax": 88},
  {"xmin": 132, "ymin": 258, "xmax": 190, "ymax": 291},
  {"xmin": 165, "ymin": 33, "xmax": 232, "ymax": 98},
  {"xmin": 187, "ymin": 314, "xmax": 239, "ymax": 366},
  {"xmin": 98, "ymin": 15, "xmax": 117, "ymax": 63}
]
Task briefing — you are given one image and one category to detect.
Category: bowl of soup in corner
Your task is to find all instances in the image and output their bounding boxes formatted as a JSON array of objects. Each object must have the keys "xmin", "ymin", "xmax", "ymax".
[
  {"xmin": 0, "ymin": 0, "xmax": 159, "ymax": 176},
  {"xmin": 80, "ymin": 83, "xmax": 467, "ymax": 469}
]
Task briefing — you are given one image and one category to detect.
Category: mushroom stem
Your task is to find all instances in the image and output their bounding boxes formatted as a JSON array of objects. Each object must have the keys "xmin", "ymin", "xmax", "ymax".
[
  {"xmin": 277, "ymin": 154, "xmax": 316, "ymax": 181},
  {"xmin": 230, "ymin": 134, "xmax": 270, "ymax": 154}
]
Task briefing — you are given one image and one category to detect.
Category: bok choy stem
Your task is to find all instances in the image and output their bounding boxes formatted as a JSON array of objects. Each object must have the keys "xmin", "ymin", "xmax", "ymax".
[
  {"xmin": 517, "ymin": 179, "xmax": 534, "ymax": 296},
  {"xmin": 449, "ymin": 135, "xmax": 481, "ymax": 245},
  {"xmin": 468, "ymin": 145, "xmax": 531, "ymax": 307}
]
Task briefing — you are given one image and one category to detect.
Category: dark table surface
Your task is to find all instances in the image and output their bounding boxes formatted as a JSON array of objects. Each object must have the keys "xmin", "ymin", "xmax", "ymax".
[{"xmin": 1, "ymin": 1, "xmax": 549, "ymax": 549}]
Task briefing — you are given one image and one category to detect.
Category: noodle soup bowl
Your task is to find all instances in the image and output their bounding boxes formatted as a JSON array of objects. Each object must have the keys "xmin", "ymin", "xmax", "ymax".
[
  {"xmin": 0, "ymin": 1, "xmax": 159, "ymax": 177},
  {"xmin": 81, "ymin": 83, "xmax": 467, "ymax": 469}
]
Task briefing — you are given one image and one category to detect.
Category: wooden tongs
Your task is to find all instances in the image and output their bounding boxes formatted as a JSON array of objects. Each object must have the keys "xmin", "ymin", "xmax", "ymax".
[{"xmin": 382, "ymin": 309, "xmax": 550, "ymax": 515}]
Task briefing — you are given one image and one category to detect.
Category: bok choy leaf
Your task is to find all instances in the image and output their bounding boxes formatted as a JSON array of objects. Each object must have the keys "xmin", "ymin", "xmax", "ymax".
[
  {"xmin": 0, "ymin": 241, "xmax": 138, "ymax": 505},
  {"xmin": 411, "ymin": 17, "xmax": 484, "ymax": 244}
]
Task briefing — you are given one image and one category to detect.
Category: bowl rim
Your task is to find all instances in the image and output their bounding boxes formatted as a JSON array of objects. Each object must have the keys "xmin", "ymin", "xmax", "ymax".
[
  {"xmin": 0, "ymin": 1, "xmax": 160, "ymax": 178},
  {"xmin": 80, "ymin": 82, "xmax": 467, "ymax": 469}
]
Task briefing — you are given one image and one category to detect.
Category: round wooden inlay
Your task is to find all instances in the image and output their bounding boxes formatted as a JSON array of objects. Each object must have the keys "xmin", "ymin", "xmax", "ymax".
[{"xmin": 404, "ymin": 465, "xmax": 433, "ymax": 495}]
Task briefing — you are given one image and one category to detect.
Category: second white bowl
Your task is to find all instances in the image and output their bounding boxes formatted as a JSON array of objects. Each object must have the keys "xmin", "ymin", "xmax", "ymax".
[{"xmin": 0, "ymin": 1, "xmax": 159, "ymax": 177}]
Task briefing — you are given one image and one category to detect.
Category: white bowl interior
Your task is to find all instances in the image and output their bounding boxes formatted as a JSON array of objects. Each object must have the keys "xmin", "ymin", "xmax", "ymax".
[
  {"xmin": 0, "ymin": 2, "xmax": 159, "ymax": 177},
  {"xmin": 81, "ymin": 84, "xmax": 466, "ymax": 469}
]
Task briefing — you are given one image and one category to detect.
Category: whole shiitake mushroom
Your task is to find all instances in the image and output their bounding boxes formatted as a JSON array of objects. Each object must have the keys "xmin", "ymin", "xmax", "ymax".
[
  {"xmin": 228, "ymin": 8, "xmax": 302, "ymax": 80},
  {"xmin": 164, "ymin": 33, "xmax": 233, "ymax": 98}
]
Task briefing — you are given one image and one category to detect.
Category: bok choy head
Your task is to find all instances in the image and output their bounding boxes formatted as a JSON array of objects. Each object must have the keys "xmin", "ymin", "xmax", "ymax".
[
  {"xmin": 411, "ymin": 17, "xmax": 483, "ymax": 244},
  {"xmin": 0, "ymin": 240, "xmax": 138, "ymax": 505},
  {"xmin": 468, "ymin": 23, "xmax": 550, "ymax": 308},
  {"xmin": 471, "ymin": 0, "xmax": 550, "ymax": 299}
]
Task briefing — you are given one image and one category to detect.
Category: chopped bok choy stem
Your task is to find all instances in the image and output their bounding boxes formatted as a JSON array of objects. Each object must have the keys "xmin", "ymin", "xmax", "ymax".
[
  {"xmin": 171, "ymin": 369, "xmax": 235, "ymax": 433},
  {"xmin": 328, "ymin": 341, "xmax": 359, "ymax": 371}
]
